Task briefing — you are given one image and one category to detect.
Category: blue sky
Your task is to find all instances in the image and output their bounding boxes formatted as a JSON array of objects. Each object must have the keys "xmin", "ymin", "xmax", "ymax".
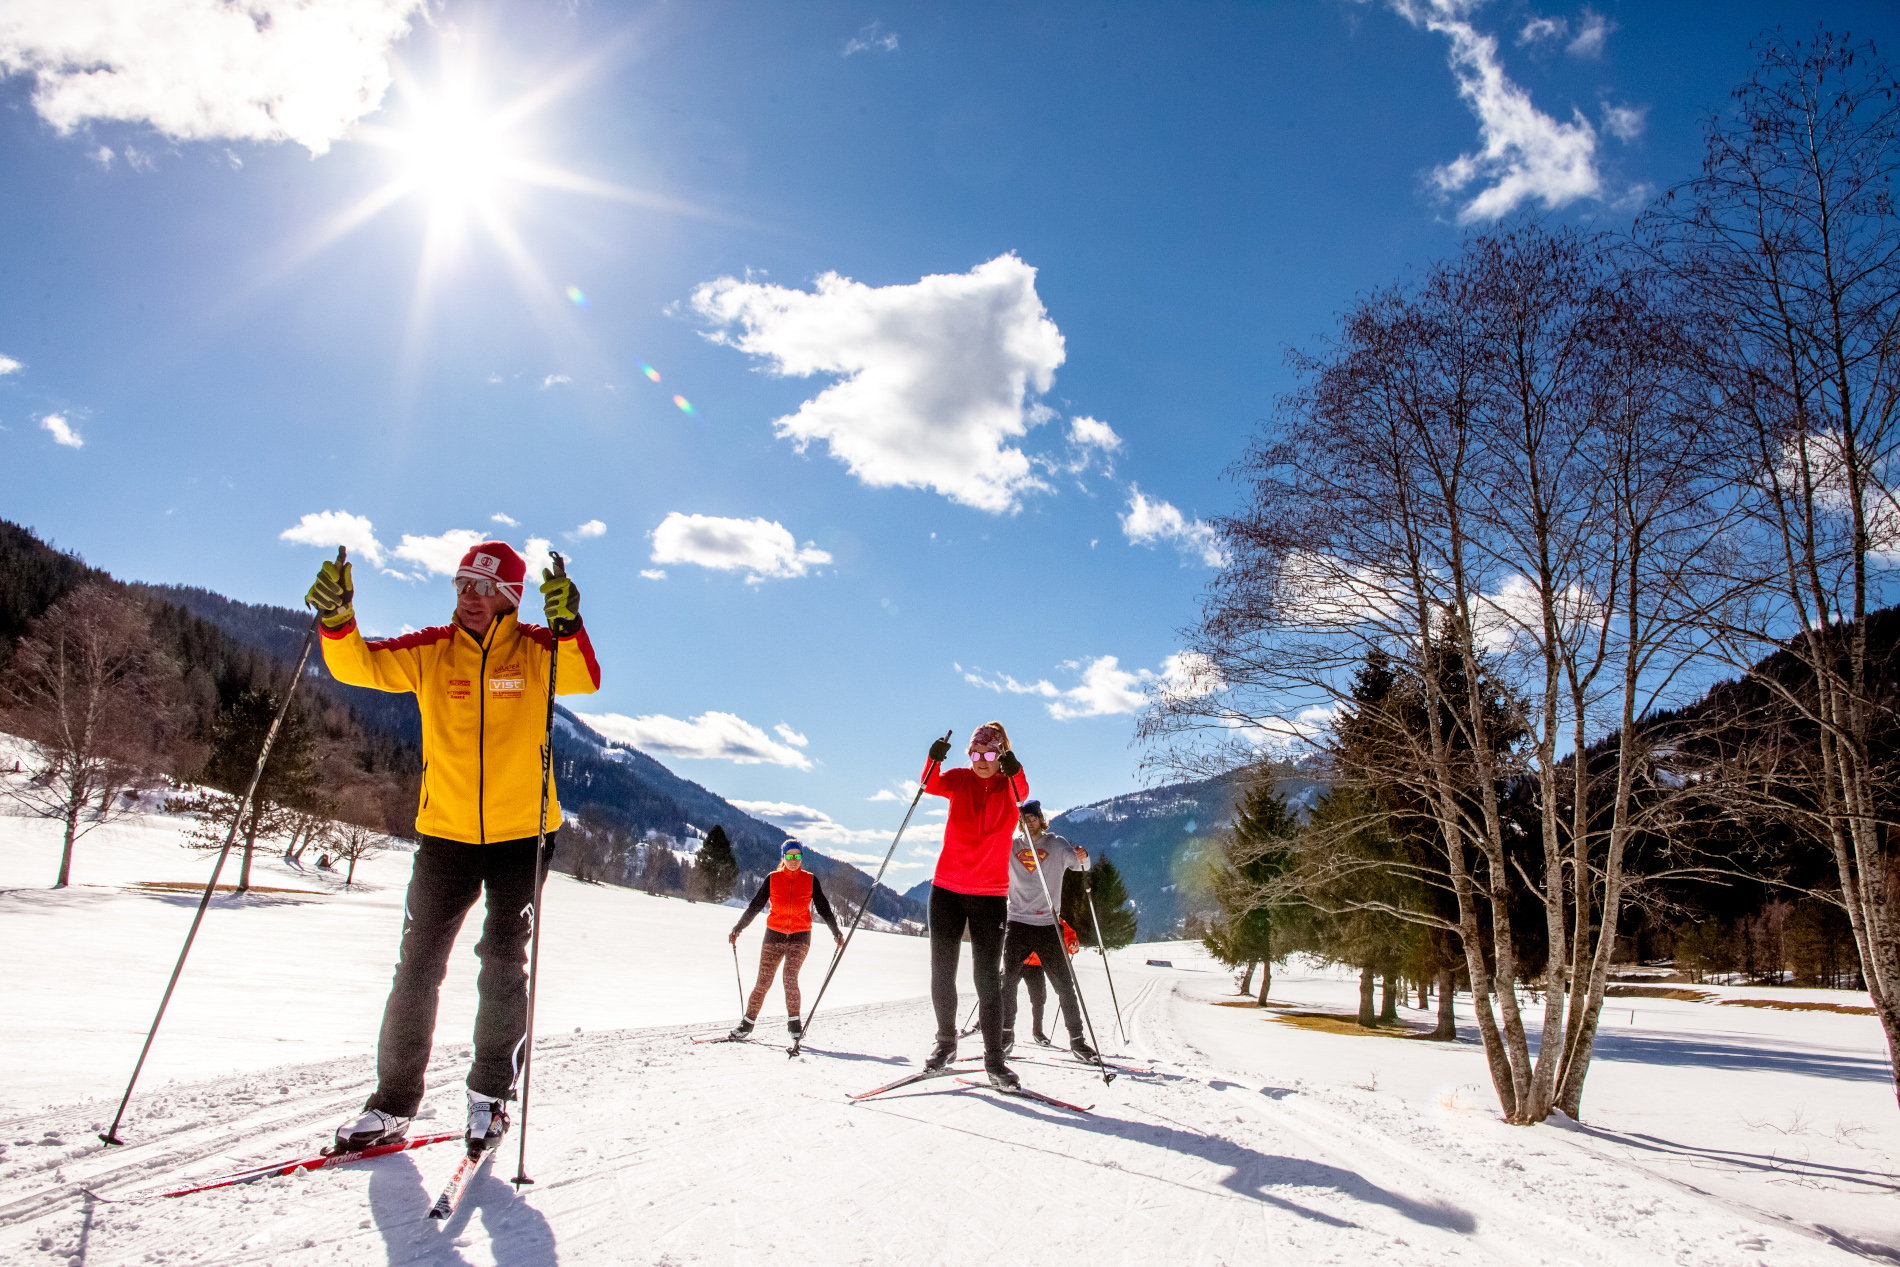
[{"xmin": 2, "ymin": 0, "xmax": 1891, "ymax": 882}]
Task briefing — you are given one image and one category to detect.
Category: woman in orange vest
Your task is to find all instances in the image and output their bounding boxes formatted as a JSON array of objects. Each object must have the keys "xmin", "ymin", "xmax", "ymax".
[{"xmin": 727, "ymin": 840, "xmax": 843, "ymax": 1041}]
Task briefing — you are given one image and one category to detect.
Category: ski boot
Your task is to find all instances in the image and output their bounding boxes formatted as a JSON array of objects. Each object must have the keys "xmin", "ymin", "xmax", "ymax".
[
  {"xmin": 728, "ymin": 1017, "xmax": 755, "ymax": 1042},
  {"xmin": 984, "ymin": 1054, "xmax": 1021, "ymax": 1091},
  {"xmin": 333, "ymin": 1108, "xmax": 410, "ymax": 1154},
  {"xmin": 465, "ymin": 1089, "xmax": 510, "ymax": 1156},
  {"xmin": 923, "ymin": 1035, "xmax": 957, "ymax": 1070},
  {"xmin": 1070, "ymin": 1038, "xmax": 1103, "ymax": 1066},
  {"xmin": 1031, "ymin": 1029, "xmax": 1057, "ymax": 1048},
  {"xmin": 787, "ymin": 1016, "xmax": 803, "ymax": 1040}
]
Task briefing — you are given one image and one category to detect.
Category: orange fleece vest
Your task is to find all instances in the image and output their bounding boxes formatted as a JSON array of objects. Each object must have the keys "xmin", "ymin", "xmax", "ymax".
[{"xmin": 766, "ymin": 869, "xmax": 814, "ymax": 934}]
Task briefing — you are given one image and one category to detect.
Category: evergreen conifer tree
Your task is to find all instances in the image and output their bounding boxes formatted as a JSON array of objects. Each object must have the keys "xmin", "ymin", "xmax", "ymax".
[
  {"xmin": 697, "ymin": 824, "xmax": 739, "ymax": 902},
  {"xmin": 1065, "ymin": 855, "xmax": 1138, "ymax": 947},
  {"xmin": 194, "ymin": 686, "xmax": 317, "ymax": 892},
  {"xmin": 1207, "ymin": 777, "xmax": 1298, "ymax": 1003}
]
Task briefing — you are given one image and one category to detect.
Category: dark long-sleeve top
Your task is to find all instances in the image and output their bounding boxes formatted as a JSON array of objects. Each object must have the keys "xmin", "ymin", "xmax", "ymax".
[{"xmin": 732, "ymin": 866, "xmax": 841, "ymax": 938}]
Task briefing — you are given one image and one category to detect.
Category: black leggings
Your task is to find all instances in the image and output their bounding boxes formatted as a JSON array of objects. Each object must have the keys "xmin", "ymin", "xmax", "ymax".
[
  {"xmin": 1003, "ymin": 921, "xmax": 1084, "ymax": 1042},
  {"xmin": 366, "ymin": 833, "xmax": 555, "ymax": 1117},
  {"xmin": 929, "ymin": 885, "xmax": 1008, "ymax": 1059}
]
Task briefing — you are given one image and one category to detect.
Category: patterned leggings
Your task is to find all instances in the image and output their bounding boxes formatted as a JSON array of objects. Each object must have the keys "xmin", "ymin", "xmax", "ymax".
[{"xmin": 746, "ymin": 931, "xmax": 812, "ymax": 1019}]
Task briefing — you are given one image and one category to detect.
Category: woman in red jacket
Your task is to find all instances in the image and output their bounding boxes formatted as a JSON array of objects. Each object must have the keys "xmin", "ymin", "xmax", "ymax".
[{"xmin": 920, "ymin": 721, "xmax": 1027, "ymax": 1088}]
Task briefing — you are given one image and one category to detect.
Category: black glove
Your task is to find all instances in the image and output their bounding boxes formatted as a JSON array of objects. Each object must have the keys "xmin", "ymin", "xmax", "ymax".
[
  {"xmin": 928, "ymin": 736, "xmax": 952, "ymax": 764},
  {"xmin": 541, "ymin": 568, "xmax": 581, "ymax": 638},
  {"xmin": 999, "ymin": 750, "xmax": 1022, "ymax": 778},
  {"xmin": 304, "ymin": 560, "xmax": 354, "ymax": 630}
]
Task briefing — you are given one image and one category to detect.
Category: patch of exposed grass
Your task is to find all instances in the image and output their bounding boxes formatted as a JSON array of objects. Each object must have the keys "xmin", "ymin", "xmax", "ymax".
[
  {"xmin": 1720, "ymin": 998, "xmax": 1875, "ymax": 1016},
  {"xmin": 1214, "ymin": 1000, "xmax": 1296, "ymax": 1010},
  {"xmin": 1603, "ymin": 985, "xmax": 1715, "ymax": 1003},
  {"xmin": 127, "ymin": 881, "xmax": 325, "ymax": 896},
  {"xmin": 1273, "ymin": 1011, "xmax": 1436, "ymax": 1039}
]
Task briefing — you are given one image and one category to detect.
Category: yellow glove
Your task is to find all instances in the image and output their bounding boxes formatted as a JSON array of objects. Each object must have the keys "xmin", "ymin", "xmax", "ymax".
[
  {"xmin": 540, "ymin": 567, "xmax": 581, "ymax": 637},
  {"xmin": 304, "ymin": 560, "xmax": 354, "ymax": 630}
]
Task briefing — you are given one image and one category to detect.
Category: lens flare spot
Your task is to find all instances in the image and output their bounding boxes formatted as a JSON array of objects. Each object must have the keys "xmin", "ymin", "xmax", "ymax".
[
  {"xmin": 673, "ymin": 395, "xmax": 695, "ymax": 415},
  {"xmin": 566, "ymin": 286, "xmax": 587, "ymax": 307},
  {"xmin": 642, "ymin": 364, "xmax": 661, "ymax": 383}
]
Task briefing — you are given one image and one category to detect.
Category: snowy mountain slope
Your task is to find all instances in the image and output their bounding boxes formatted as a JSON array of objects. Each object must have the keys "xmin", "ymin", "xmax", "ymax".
[
  {"xmin": 3, "ymin": 801, "xmax": 1896, "ymax": 1264},
  {"xmin": 1047, "ymin": 771, "xmax": 1326, "ymax": 939}
]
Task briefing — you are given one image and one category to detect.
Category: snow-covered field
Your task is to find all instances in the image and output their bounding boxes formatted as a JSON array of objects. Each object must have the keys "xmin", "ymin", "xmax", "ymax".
[{"xmin": 2, "ymin": 803, "xmax": 1896, "ymax": 1265}]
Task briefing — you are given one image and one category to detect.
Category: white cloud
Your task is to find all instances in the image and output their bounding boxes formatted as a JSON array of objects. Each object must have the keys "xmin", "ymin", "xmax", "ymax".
[
  {"xmin": 1277, "ymin": 551, "xmax": 1406, "ymax": 626},
  {"xmin": 1391, "ymin": 0, "xmax": 1600, "ymax": 222},
  {"xmin": 691, "ymin": 254, "xmax": 1066, "ymax": 513},
  {"xmin": 1068, "ymin": 415, "xmax": 1122, "ymax": 455},
  {"xmin": 491, "ymin": 512, "xmax": 519, "ymax": 526},
  {"xmin": 966, "ymin": 652, "xmax": 1213, "ymax": 722},
  {"xmin": 649, "ymin": 512, "xmax": 832, "ymax": 582},
  {"xmin": 522, "ymin": 536, "xmax": 553, "ymax": 580},
  {"xmin": 1516, "ymin": 16, "xmax": 1565, "ymax": 47},
  {"xmin": 393, "ymin": 528, "xmax": 487, "ymax": 576},
  {"xmin": 0, "ymin": 354, "xmax": 21, "ymax": 375},
  {"xmin": 40, "ymin": 413, "xmax": 82, "ymax": 448},
  {"xmin": 1601, "ymin": 103, "xmax": 1646, "ymax": 142},
  {"xmin": 774, "ymin": 723, "xmax": 809, "ymax": 748},
  {"xmin": 728, "ymin": 799, "xmax": 889, "ymax": 847},
  {"xmin": 541, "ymin": 374, "xmax": 571, "ymax": 389},
  {"xmin": 576, "ymin": 710, "xmax": 814, "ymax": 770},
  {"xmin": 279, "ymin": 509, "xmax": 385, "ymax": 566},
  {"xmin": 569, "ymin": 519, "xmax": 606, "ymax": 540},
  {"xmin": 640, "ymin": 568, "xmax": 667, "ymax": 580},
  {"xmin": 1120, "ymin": 486, "xmax": 1227, "ymax": 567},
  {"xmin": 0, "ymin": 0, "xmax": 423, "ymax": 156},
  {"xmin": 842, "ymin": 21, "xmax": 899, "ymax": 56},
  {"xmin": 868, "ymin": 779, "xmax": 921, "ymax": 803},
  {"xmin": 90, "ymin": 144, "xmax": 112, "ymax": 167},
  {"xmin": 1566, "ymin": 8, "xmax": 1611, "ymax": 58}
]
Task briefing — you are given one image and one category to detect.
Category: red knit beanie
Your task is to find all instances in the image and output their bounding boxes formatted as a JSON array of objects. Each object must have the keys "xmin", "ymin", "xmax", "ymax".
[{"xmin": 456, "ymin": 541, "xmax": 526, "ymax": 606}]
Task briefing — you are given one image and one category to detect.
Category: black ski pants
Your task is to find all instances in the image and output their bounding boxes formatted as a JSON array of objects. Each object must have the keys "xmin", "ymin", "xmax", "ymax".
[
  {"xmin": 1002, "ymin": 921, "xmax": 1084, "ymax": 1042},
  {"xmin": 366, "ymin": 832, "xmax": 556, "ymax": 1118},
  {"xmin": 929, "ymin": 885, "xmax": 1009, "ymax": 1062}
]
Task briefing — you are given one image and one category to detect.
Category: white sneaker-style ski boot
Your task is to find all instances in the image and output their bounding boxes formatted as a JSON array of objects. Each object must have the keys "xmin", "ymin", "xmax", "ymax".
[
  {"xmin": 333, "ymin": 1108, "xmax": 411, "ymax": 1154},
  {"xmin": 728, "ymin": 1017, "xmax": 756, "ymax": 1041},
  {"xmin": 465, "ymin": 1090, "xmax": 509, "ymax": 1156}
]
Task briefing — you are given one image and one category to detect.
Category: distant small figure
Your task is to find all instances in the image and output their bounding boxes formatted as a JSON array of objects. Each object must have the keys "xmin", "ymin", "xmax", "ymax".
[{"xmin": 317, "ymin": 854, "xmax": 334, "ymax": 870}]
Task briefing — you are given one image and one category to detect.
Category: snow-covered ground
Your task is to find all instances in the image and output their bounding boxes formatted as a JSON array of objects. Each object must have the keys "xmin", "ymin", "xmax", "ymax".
[{"xmin": 2, "ymin": 801, "xmax": 1896, "ymax": 1265}]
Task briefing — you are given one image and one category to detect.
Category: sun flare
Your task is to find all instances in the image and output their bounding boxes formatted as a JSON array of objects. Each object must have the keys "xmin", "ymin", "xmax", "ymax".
[{"xmin": 396, "ymin": 99, "xmax": 514, "ymax": 215}]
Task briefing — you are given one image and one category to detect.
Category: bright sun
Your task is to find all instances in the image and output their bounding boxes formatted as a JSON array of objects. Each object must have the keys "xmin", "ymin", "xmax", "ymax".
[{"xmin": 398, "ymin": 101, "xmax": 514, "ymax": 214}]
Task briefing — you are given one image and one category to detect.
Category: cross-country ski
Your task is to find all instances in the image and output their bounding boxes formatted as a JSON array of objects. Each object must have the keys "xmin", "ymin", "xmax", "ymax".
[
  {"xmin": 10, "ymin": 13, "xmax": 1900, "ymax": 1264},
  {"xmin": 954, "ymin": 1077, "xmax": 1093, "ymax": 1115},
  {"xmin": 82, "ymin": 1131, "xmax": 463, "ymax": 1203}
]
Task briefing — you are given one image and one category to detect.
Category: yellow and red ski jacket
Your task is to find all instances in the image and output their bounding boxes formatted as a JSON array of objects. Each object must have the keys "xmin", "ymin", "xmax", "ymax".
[{"xmin": 319, "ymin": 610, "xmax": 602, "ymax": 844}]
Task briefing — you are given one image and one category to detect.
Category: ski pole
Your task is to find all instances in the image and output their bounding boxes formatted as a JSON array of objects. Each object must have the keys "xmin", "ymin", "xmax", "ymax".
[
  {"xmin": 793, "ymin": 731, "xmax": 951, "ymax": 1057},
  {"xmin": 1085, "ymin": 874, "xmax": 1127, "ymax": 1042},
  {"xmin": 100, "ymin": 547, "xmax": 344, "ymax": 1147},
  {"xmin": 1017, "ymin": 801, "xmax": 1111, "ymax": 1086},
  {"xmin": 731, "ymin": 941, "xmax": 747, "ymax": 1017},
  {"xmin": 513, "ymin": 552, "xmax": 565, "ymax": 1189}
]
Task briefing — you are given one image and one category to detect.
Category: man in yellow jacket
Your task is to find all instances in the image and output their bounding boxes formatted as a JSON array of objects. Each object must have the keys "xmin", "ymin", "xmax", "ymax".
[{"xmin": 305, "ymin": 540, "xmax": 601, "ymax": 1156}]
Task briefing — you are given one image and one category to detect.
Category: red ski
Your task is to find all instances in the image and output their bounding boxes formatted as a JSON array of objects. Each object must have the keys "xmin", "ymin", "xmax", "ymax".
[
  {"xmin": 85, "ymin": 1131, "xmax": 462, "ymax": 1203},
  {"xmin": 955, "ymin": 1077, "xmax": 1093, "ymax": 1114}
]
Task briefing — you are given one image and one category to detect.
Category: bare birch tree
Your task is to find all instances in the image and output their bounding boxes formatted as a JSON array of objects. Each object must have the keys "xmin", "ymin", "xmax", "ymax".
[
  {"xmin": 1649, "ymin": 31, "xmax": 1900, "ymax": 1106},
  {"xmin": 2, "ymin": 585, "xmax": 185, "ymax": 886}
]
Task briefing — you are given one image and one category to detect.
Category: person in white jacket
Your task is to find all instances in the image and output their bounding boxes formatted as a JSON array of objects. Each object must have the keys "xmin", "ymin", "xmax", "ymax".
[{"xmin": 1001, "ymin": 801, "xmax": 1098, "ymax": 1064}]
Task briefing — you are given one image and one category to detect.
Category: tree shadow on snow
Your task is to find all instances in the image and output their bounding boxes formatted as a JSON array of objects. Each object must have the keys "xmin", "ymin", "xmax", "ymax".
[
  {"xmin": 1571, "ymin": 1121, "xmax": 1900, "ymax": 1196},
  {"xmin": 1583, "ymin": 1029, "xmax": 1894, "ymax": 1084},
  {"xmin": 924, "ymin": 1088, "xmax": 1477, "ymax": 1236},
  {"xmin": 366, "ymin": 1152, "xmax": 559, "ymax": 1265}
]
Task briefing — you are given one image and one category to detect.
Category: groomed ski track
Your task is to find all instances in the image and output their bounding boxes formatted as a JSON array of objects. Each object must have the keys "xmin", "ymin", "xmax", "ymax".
[{"xmin": 0, "ymin": 983, "xmax": 1867, "ymax": 1267}]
